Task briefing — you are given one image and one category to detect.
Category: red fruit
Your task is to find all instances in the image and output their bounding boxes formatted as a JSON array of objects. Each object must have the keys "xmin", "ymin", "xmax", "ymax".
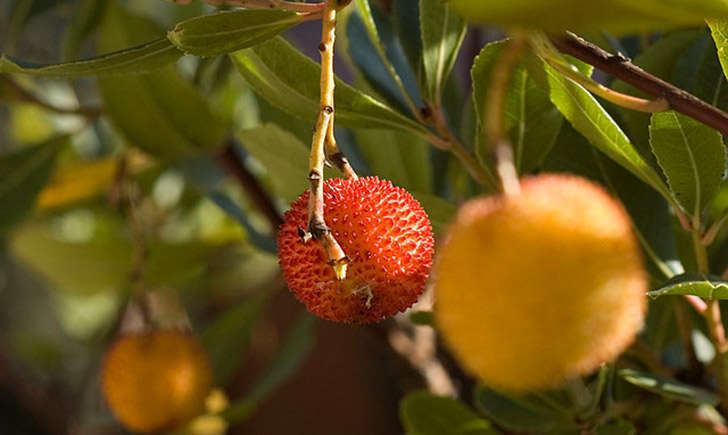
[{"xmin": 278, "ymin": 177, "xmax": 434, "ymax": 323}]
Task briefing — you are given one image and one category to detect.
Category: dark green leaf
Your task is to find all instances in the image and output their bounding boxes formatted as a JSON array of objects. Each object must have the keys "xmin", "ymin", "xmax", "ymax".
[
  {"xmin": 649, "ymin": 273, "xmax": 728, "ymax": 300},
  {"xmin": 400, "ymin": 391, "xmax": 497, "ymax": 435},
  {"xmin": 473, "ymin": 386, "xmax": 577, "ymax": 433},
  {"xmin": 472, "ymin": 41, "xmax": 562, "ymax": 175},
  {"xmin": 419, "ymin": 0, "xmax": 466, "ymax": 105},
  {"xmin": 649, "ymin": 111, "xmax": 725, "ymax": 219},
  {"xmin": 533, "ymin": 39, "xmax": 670, "ymax": 199},
  {"xmin": 238, "ymin": 124, "xmax": 340, "ymax": 202},
  {"xmin": 97, "ymin": 3, "xmax": 226, "ymax": 159},
  {"xmin": 230, "ymin": 37, "xmax": 430, "ymax": 136},
  {"xmin": 595, "ymin": 419, "xmax": 637, "ymax": 435},
  {"xmin": 619, "ymin": 369, "xmax": 719, "ymax": 406},
  {"xmin": 168, "ymin": 9, "xmax": 302, "ymax": 57},
  {"xmin": 355, "ymin": 129, "xmax": 432, "ymax": 193},
  {"xmin": 0, "ymin": 137, "xmax": 65, "ymax": 234},
  {"xmin": 409, "ymin": 311, "xmax": 434, "ymax": 326},
  {"xmin": 0, "ymin": 38, "xmax": 180, "ymax": 77},
  {"xmin": 201, "ymin": 292, "xmax": 268, "ymax": 384},
  {"xmin": 61, "ymin": 0, "xmax": 109, "ymax": 61}
]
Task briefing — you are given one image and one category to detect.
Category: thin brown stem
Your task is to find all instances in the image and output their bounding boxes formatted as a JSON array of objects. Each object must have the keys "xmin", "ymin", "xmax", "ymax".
[
  {"xmin": 325, "ymin": 117, "xmax": 358, "ymax": 180},
  {"xmin": 551, "ymin": 32, "xmax": 728, "ymax": 135}
]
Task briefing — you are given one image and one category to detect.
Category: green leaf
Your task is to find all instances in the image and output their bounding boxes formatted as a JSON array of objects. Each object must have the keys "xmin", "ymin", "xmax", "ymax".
[
  {"xmin": 649, "ymin": 111, "xmax": 726, "ymax": 219},
  {"xmin": 222, "ymin": 313, "xmax": 316, "ymax": 423},
  {"xmin": 400, "ymin": 391, "xmax": 498, "ymax": 435},
  {"xmin": 649, "ymin": 273, "xmax": 728, "ymax": 300},
  {"xmin": 355, "ymin": 129, "xmax": 432, "ymax": 193},
  {"xmin": 473, "ymin": 386, "xmax": 577, "ymax": 433},
  {"xmin": 230, "ymin": 37, "xmax": 430, "ymax": 136},
  {"xmin": 238, "ymin": 124, "xmax": 340, "ymax": 203},
  {"xmin": 419, "ymin": 0, "xmax": 466, "ymax": 105},
  {"xmin": 0, "ymin": 137, "xmax": 65, "ymax": 234},
  {"xmin": 0, "ymin": 38, "xmax": 180, "ymax": 77},
  {"xmin": 201, "ymin": 292, "xmax": 268, "ymax": 384},
  {"xmin": 619, "ymin": 369, "xmax": 719, "ymax": 406},
  {"xmin": 168, "ymin": 9, "xmax": 302, "ymax": 57},
  {"xmin": 595, "ymin": 419, "xmax": 637, "ymax": 435},
  {"xmin": 412, "ymin": 192, "xmax": 456, "ymax": 236},
  {"xmin": 709, "ymin": 19, "xmax": 728, "ymax": 95},
  {"xmin": 409, "ymin": 311, "xmax": 434, "ymax": 326},
  {"xmin": 472, "ymin": 41, "xmax": 562, "ymax": 175},
  {"xmin": 533, "ymin": 39, "xmax": 670, "ymax": 199},
  {"xmin": 97, "ymin": 3, "xmax": 226, "ymax": 159},
  {"xmin": 448, "ymin": 0, "xmax": 728, "ymax": 35},
  {"xmin": 613, "ymin": 30, "xmax": 705, "ymax": 165}
]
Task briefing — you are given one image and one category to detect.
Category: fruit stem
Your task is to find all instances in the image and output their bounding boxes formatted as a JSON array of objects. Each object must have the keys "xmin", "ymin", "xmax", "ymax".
[
  {"xmin": 305, "ymin": 0, "xmax": 348, "ymax": 280},
  {"xmin": 540, "ymin": 54, "xmax": 669, "ymax": 113},
  {"xmin": 484, "ymin": 34, "xmax": 527, "ymax": 196},
  {"xmin": 325, "ymin": 116, "xmax": 358, "ymax": 180},
  {"xmin": 428, "ymin": 107, "xmax": 498, "ymax": 189}
]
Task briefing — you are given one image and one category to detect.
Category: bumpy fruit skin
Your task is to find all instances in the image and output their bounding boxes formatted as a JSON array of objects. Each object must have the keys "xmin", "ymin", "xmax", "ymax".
[
  {"xmin": 278, "ymin": 177, "xmax": 434, "ymax": 323},
  {"xmin": 101, "ymin": 331, "xmax": 213, "ymax": 433},
  {"xmin": 434, "ymin": 174, "xmax": 647, "ymax": 392}
]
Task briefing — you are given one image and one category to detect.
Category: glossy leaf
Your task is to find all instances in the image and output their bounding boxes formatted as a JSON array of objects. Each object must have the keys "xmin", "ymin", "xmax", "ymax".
[
  {"xmin": 230, "ymin": 37, "xmax": 430, "ymax": 136},
  {"xmin": 0, "ymin": 137, "xmax": 65, "ymax": 234},
  {"xmin": 534, "ymin": 41, "xmax": 670, "ymax": 199},
  {"xmin": 168, "ymin": 9, "xmax": 302, "ymax": 57},
  {"xmin": 619, "ymin": 369, "xmax": 719, "ymax": 406},
  {"xmin": 472, "ymin": 42, "xmax": 562, "ymax": 174},
  {"xmin": 419, "ymin": 0, "xmax": 466, "ymax": 105},
  {"xmin": 97, "ymin": 3, "xmax": 226, "ymax": 158},
  {"xmin": 355, "ymin": 129, "xmax": 432, "ymax": 193},
  {"xmin": 448, "ymin": 0, "xmax": 728, "ymax": 35},
  {"xmin": 473, "ymin": 386, "xmax": 577, "ymax": 433},
  {"xmin": 649, "ymin": 273, "xmax": 728, "ymax": 300},
  {"xmin": 649, "ymin": 111, "xmax": 726, "ymax": 219},
  {"xmin": 0, "ymin": 38, "xmax": 180, "ymax": 77},
  {"xmin": 400, "ymin": 392, "xmax": 497, "ymax": 435},
  {"xmin": 238, "ymin": 124, "xmax": 340, "ymax": 203}
]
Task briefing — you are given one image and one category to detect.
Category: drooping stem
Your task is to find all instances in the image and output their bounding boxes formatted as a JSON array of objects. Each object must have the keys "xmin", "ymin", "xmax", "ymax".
[
  {"xmin": 325, "ymin": 117, "xmax": 358, "ymax": 180},
  {"xmin": 304, "ymin": 0, "xmax": 349, "ymax": 280},
  {"xmin": 542, "ymin": 55, "xmax": 669, "ymax": 113},
  {"xmin": 484, "ymin": 35, "xmax": 527, "ymax": 196}
]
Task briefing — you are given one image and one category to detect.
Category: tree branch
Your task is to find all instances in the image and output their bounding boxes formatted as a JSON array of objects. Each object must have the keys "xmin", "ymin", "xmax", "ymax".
[{"xmin": 551, "ymin": 32, "xmax": 728, "ymax": 135}]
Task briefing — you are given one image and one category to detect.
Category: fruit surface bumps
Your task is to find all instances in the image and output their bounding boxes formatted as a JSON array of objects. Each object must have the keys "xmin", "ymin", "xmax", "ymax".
[
  {"xmin": 101, "ymin": 330, "xmax": 213, "ymax": 433},
  {"xmin": 434, "ymin": 174, "xmax": 647, "ymax": 392},
  {"xmin": 278, "ymin": 177, "xmax": 434, "ymax": 323}
]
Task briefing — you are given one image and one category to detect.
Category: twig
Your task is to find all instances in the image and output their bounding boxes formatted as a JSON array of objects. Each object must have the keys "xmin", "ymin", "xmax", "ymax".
[
  {"xmin": 303, "ymin": 0, "xmax": 349, "ymax": 280},
  {"xmin": 324, "ymin": 117, "xmax": 358, "ymax": 180},
  {"xmin": 551, "ymin": 32, "xmax": 728, "ymax": 135}
]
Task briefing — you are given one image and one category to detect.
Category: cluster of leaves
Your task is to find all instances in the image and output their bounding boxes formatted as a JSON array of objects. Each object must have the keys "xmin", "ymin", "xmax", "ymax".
[{"xmin": 6, "ymin": 0, "xmax": 728, "ymax": 433}]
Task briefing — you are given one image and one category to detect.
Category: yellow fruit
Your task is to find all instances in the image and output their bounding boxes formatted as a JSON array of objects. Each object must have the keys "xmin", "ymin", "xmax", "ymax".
[
  {"xmin": 102, "ymin": 330, "xmax": 213, "ymax": 433},
  {"xmin": 447, "ymin": 0, "xmax": 721, "ymax": 34},
  {"xmin": 434, "ymin": 174, "xmax": 647, "ymax": 392}
]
